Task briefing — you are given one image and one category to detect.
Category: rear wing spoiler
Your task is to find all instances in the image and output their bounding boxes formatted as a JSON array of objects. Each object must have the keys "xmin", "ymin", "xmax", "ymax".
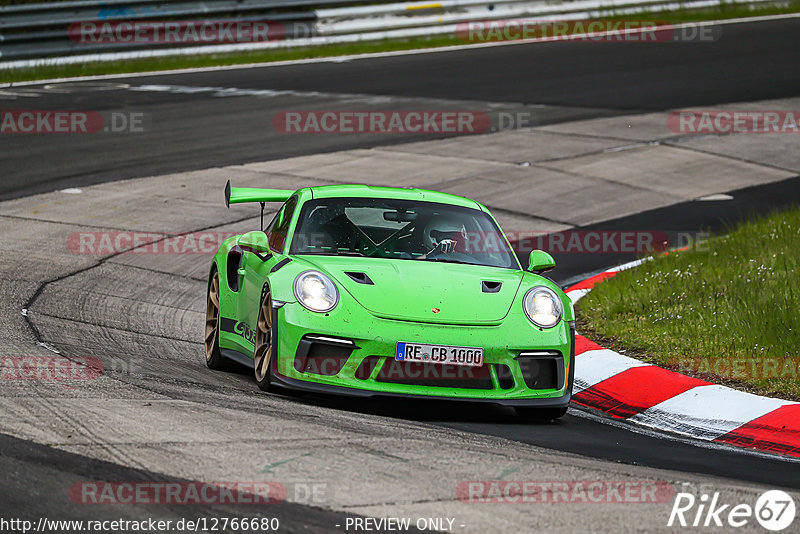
[{"xmin": 224, "ymin": 180, "xmax": 294, "ymax": 208}]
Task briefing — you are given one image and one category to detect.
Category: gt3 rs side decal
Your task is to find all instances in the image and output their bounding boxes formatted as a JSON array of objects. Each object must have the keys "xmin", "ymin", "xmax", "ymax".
[{"xmin": 220, "ymin": 317, "xmax": 256, "ymax": 345}]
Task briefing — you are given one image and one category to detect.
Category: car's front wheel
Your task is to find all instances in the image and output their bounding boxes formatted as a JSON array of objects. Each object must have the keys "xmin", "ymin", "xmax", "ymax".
[
  {"xmin": 254, "ymin": 286, "xmax": 274, "ymax": 391},
  {"xmin": 205, "ymin": 268, "xmax": 227, "ymax": 370},
  {"xmin": 514, "ymin": 406, "xmax": 568, "ymax": 421}
]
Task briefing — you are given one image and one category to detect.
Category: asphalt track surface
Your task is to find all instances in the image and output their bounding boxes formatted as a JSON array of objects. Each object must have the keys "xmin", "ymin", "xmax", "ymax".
[
  {"xmin": 3, "ymin": 15, "xmax": 800, "ymax": 530},
  {"xmin": 0, "ymin": 433, "xmax": 376, "ymax": 533}
]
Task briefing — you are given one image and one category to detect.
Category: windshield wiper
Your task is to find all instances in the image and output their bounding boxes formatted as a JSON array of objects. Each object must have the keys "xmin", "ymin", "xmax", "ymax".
[
  {"xmin": 306, "ymin": 251, "xmax": 367, "ymax": 257},
  {"xmin": 424, "ymin": 257, "xmax": 472, "ymax": 265}
]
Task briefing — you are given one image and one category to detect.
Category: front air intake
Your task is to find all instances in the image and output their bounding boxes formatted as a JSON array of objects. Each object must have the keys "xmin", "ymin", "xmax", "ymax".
[
  {"xmin": 517, "ymin": 351, "xmax": 564, "ymax": 390},
  {"xmin": 293, "ymin": 335, "xmax": 356, "ymax": 376}
]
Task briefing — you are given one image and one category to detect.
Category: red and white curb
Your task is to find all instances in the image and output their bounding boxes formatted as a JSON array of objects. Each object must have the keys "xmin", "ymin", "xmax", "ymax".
[{"xmin": 566, "ymin": 259, "xmax": 800, "ymax": 458}]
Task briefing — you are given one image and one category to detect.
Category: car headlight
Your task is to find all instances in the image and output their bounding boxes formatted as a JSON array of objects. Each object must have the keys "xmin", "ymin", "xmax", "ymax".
[
  {"xmin": 523, "ymin": 286, "xmax": 563, "ymax": 328},
  {"xmin": 294, "ymin": 271, "xmax": 339, "ymax": 312}
]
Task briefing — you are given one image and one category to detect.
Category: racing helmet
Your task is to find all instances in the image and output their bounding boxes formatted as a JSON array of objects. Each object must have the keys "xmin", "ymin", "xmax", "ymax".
[{"xmin": 423, "ymin": 213, "xmax": 468, "ymax": 250}]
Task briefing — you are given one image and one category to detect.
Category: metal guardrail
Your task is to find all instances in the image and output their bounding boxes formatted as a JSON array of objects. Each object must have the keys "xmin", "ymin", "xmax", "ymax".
[
  {"xmin": 0, "ymin": 0, "xmax": 363, "ymax": 29},
  {"xmin": 0, "ymin": 0, "xmax": 330, "ymax": 61},
  {"xmin": 0, "ymin": 0, "xmax": 781, "ymax": 67}
]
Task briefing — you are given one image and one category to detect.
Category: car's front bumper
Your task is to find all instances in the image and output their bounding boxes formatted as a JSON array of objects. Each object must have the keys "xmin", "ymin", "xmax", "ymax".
[{"xmin": 270, "ymin": 301, "xmax": 575, "ymax": 406}]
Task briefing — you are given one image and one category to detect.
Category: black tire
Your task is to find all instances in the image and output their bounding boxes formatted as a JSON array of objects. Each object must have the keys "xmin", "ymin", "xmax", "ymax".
[
  {"xmin": 254, "ymin": 285, "xmax": 274, "ymax": 391},
  {"xmin": 514, "ymin": 406, "xmax": 568, "ymax": 421},
  {"xmin": 205, "ymin": 268, "xmax": 228, "ymax": 370}
]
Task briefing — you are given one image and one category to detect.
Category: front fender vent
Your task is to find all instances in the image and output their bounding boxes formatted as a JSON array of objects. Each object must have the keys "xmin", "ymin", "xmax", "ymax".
[
  {"xmin": 345, "ymin": 272, "xmax": 374, "ymax": 285},
  {"xmin": 482, "ymin": 280, "xmax": 502, "ymax": 293}
]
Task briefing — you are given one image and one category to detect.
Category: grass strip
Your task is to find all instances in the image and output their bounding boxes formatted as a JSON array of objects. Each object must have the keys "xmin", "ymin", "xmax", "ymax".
[{"xmin": 578, "ymin": 205, "xmax": 800, "ymax": 400}]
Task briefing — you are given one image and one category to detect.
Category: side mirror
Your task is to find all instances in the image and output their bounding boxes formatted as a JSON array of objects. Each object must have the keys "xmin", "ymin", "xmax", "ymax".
[
  {"xmin": 238, "ymin": 231, "xmax": 270, "ymax": 253},
  {"xmin": 528, "ymin": 249, "xmax": 555, "ymax": 274}
]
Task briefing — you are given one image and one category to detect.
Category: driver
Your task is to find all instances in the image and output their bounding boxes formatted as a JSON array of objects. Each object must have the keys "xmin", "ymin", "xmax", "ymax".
[{"xmin": 420, "ymin": 215, "xmax": 468, "ymax": 259}]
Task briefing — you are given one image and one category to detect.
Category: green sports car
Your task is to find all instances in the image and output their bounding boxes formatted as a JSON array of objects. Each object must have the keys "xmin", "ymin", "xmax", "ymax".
[{"xmin": 205, "ymin": 182, "xmax": 575, "ymax": 419}]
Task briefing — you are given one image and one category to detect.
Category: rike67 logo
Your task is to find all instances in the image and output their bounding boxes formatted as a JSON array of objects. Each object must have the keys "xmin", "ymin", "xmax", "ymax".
[{"xmin": 669, "ymin": 490, "xmax": 796, "ymax": 531}]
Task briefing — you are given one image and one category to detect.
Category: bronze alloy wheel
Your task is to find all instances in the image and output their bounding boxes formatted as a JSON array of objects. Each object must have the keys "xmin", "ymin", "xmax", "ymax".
[
  {"xmin": 254, "ymin": 287, "xmax": 273, "ymax": 390},
  {"xmin": 205, "ymin": 269, "xmax": 226, "ymax": 369}
]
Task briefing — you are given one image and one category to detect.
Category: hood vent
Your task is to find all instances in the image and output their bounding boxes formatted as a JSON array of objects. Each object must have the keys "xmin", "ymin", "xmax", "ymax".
[
  {"xmin": 482, "ymin": 280, "xmax": 502, "ymax": 293},
  {"xmin": 345, "ymin": 271, "xmax": 374, "ymax": 285}
]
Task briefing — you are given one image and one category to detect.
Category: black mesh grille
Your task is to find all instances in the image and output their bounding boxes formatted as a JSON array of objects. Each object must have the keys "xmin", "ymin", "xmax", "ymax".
[{"xmin": 376, "ymin": 359, "xmax": 493, "ymax": 389}]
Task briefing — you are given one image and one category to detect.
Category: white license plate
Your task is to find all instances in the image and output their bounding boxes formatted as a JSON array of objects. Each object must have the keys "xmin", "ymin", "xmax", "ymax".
[{"xmin": 395, "ymin": 342, "xmax": 484, "ymax": 367}]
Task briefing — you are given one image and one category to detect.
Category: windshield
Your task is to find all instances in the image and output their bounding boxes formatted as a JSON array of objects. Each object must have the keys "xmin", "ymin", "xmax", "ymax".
[{"xmin": 289, "ymin": 197, "xmax": 519, "ymax": 269}]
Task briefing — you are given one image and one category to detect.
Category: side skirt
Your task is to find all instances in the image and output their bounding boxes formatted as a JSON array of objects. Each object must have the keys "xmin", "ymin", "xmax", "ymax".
[{"xmin": 220, "ymin": 348, "xmax": 254, "ymax": 369}]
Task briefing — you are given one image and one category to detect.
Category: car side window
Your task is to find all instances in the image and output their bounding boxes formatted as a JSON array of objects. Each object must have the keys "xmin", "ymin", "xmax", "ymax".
[{"xmin": 267, "ymin": 196, "xmax": 298, "ymax": 253}]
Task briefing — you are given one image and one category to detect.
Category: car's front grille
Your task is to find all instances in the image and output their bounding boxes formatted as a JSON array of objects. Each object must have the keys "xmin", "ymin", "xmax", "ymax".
[
  {"xmin": 355, "ymin": 353, "xmax": 563, "ymax": 391},
  {"xmin": 376, "ymin": 359, "xmax": 493, "ymax": 389}
]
